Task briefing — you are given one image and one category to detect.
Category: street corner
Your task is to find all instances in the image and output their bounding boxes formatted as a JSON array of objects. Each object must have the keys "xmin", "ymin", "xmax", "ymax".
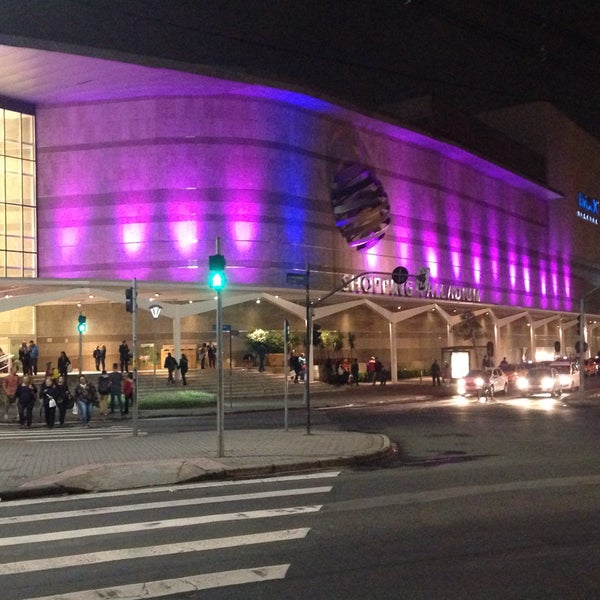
[{"xmin": 14, "ymin": 458, "xmax": 230, "ymax": 496}]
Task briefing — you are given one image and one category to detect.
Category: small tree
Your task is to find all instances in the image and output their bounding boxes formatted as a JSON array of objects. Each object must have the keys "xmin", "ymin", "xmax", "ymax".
[{"xmin": 452, "ymin": 312, "xmax": 485, "ymax": 366}]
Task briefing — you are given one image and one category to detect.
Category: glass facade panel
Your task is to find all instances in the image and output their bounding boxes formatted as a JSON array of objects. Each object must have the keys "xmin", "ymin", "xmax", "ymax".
[{"xmin": 0, "ymin": 108, "xmax": 36, "ymax": 277}]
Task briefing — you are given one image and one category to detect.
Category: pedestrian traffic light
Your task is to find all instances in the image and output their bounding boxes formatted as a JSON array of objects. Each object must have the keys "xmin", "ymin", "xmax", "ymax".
[
  {"xmin": 208, "ymin": 253, "xmax": 226, "ymax": 291},
  {"xmin": 576, "ymin": 315, "xmax": 581, "ymax": 336},
  {"xmin": 77, "ymin": 314, "xmax": 87, "ymax": 333},
  {"xmin": 284, "ymin": 319, "xmax": 290, "ymax": 341},
  {"xmin": 125, "ymin": 287, "xmax": 135, "ymax": 313},
  {"xmin": 312, "ymin": 323, "xmax": 322, "ymax": 346}
]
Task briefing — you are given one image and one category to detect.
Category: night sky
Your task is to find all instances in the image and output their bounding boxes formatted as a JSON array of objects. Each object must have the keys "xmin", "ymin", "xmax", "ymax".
[{"xmin": 2, "ymin": 0, "xmax": 600, "ymax": 137}]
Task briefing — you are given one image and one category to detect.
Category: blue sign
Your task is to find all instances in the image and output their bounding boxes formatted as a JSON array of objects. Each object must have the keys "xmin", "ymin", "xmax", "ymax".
[{"xmin": 577, "ymin": 191, "xmax": 599, "ymax": 225}]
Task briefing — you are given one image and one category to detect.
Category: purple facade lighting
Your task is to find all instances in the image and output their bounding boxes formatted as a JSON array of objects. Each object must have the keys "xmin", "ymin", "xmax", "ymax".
[{"xmin": 33, "ymin": 73, "xmax": 567, "ymax": 309}]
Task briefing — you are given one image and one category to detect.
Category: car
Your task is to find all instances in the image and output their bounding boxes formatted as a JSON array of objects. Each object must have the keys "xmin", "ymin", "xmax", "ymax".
[
  {"xmin": 583, "ymin": 358, "xmax": 598, "ymax": 377},
  {"xmin": 516, "ymin": 367, "xmax": 562, "ymax": 398},
  {"xmin": 457, "ymin": 368, "xmax": 509, "ymax": 398},
  {"xmin": 548, "ymin": 361, "xmax": 580, "ymax": 392},
  {"xmin": 499, "ymin": 363, "xmax": 521, "ymax": 390}
]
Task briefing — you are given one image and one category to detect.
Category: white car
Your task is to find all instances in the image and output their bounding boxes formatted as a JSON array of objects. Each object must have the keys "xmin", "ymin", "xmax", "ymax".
[
  {"xmin": 457, "ymin": 367, "xmax": 509, "ymax": 398},
  {"xmin": 548, "ymin": 361, "xmax": 580, "ymax": 392}
]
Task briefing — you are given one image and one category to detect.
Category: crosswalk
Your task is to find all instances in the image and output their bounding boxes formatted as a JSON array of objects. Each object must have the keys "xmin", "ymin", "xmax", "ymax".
[
  {"xmin": 0, "ymin": 470, "xmax": 340, "ymax": 599},
  {"xmin": 0, "ymin": 424, "xmax": 147, "ymax": 442}
]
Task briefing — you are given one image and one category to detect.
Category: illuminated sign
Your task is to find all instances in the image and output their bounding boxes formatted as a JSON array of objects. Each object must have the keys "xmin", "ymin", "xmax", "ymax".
[
  {"xmin": 341, "ymin": 274, "xmax": 481, "ymax": 303},
  {"xmin": 577, "ymin": 192, "xmax": 599, "ymax": 225}
]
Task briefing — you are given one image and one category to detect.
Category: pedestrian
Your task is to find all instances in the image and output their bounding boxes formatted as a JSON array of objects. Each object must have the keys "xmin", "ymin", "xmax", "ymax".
[
  {"xmin": 179, "ymin": 353, "xmax": 189, "ymax": 385},
  {"xmin": 15, "ymin": 375, "xmax": 37, "ymax": 428},
  {"xmin": 57, "ymin": 351, "xmax": 71, "ymax": 382},
  {"xmin": 350, "ymin": 358, "xmax": 359, "ymax": 386},
  {"xmin": 2, "ymin": 365, "xmax": 20, "ymax": 421},
  {"xmin": 108, "ymin": 363, "xmax": 123, "ymax": 414},
  {"xmin": 97, "ymin": 369, "xmax": 111, "ymax": 416},
  {"xmin": 119, "ymin": 340, "xmax": 130, "ymax": 372},
  {"xmin": 122, "ymin": 372, "xmax": 134, "ymax": 413},
  {"xmin": 199, "ymin": 343, "xmax": 207, "ymax": 369},
  {"xmin": 18, "ymin": 341, "xmax": 31, "ymax": 376},
  {"xmin": 55, "ymin": 375, "xmax": 73, "ymax": 426},
  {"xmin": 93, "ymin": 346, "xmax": 101, "ymax": 370},
  {"xmin": 367, "ymin": 357, "xmax": 376, "ymax": 383},
  {"xmin": 373, "ymin": 358, "xmax": 383, "ymax": 385},
  {"xmin": 40, "ymin": 375, "xmax": 58, "ymax": 428},
  {"xmin": 298, "ymin": 353, "xmax": 306, "ymax": 381},
  {"xmin": 442, "ymin": 361, "xmax": 451, "ymax": 384},
  {"xmin": 74, "ymin": 374, "xmax": 97, "ymax": 428},
  {"xmin": 431, "ymin": 359, "xmax": 442, "ymax": 386},
  {"xmin": 29, "ymin": 340, "xmax": 39, "ymax": 375},
  {"xmin": 164, "ymin": 352, "xmax": 178, "ymax": 384},
  {"xmin": 100, "ymin": 344, "xmax": 107, "ymax": 371},
  {"xmin": 290, "ymin": 352, "xmax": 300, "ymax": 383},
  {"xmin": 256, "ymin": 342, "xmax": 267, "ymax": 372},
  {"xmin": 208, "ymin": 342, "xmax": 216, "ymax": 368}
]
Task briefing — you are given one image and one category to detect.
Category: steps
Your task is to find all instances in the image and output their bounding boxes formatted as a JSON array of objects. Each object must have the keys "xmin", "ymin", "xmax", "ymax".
[{"xmin": 134, "ymin": 368, "xmax": 332, "ymax": 399}]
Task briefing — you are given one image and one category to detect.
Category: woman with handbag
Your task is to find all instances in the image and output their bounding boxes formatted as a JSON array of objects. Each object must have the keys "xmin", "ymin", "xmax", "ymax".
[
  {"xmin": 55, "ymin": 375, "xmax": 73, "ymax": 426},
  {"xmin": 40, "ymin": 375, "xmax": 58, "ymax": 428}
]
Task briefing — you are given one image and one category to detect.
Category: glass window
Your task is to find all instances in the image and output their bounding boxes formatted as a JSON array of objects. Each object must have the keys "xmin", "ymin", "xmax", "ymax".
[{"xmin": 0, "ymin": 107, "xmax": 36, "ymax": 277}]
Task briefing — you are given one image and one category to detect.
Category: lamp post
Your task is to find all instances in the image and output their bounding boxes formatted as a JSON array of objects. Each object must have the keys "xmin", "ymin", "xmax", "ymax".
[{"xmin": 150, "ymin": 304, "xmax": 162, "ymax": 393}]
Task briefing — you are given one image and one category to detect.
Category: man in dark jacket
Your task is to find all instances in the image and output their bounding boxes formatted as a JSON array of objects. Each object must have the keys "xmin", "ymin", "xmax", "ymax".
[{"xmin": 164, "ymin": 352, "xmax": 178, "ymax": 384}]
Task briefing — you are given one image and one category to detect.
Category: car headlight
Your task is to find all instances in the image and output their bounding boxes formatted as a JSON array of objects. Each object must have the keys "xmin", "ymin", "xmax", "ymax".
[
  {"xmin": 559, "ymin": 375, "xmax": 570, "ymax": 386},
  {"xmin": 517, "ymin": 377, "xmax": 528, "ymax": 390},
  {"xmin": 541, "ymin": 377, "xmax": 553, "ymax": 390},
  {"xmin": 475, "ymin": 377, "xmax": 484, "ymax": 387}
]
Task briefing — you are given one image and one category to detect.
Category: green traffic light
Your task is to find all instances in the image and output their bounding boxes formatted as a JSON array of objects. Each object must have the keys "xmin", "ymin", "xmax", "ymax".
[
  {"xmin": 208, "ymin": 253, "xmax": 226, "ymax": 291},
  {"xmin": 209, "ymin": 271, "xmax": 226, "ymax": 291},
  {"xmin": 77, "ymin": 322, "xmax": 87, "ymax": 333}
]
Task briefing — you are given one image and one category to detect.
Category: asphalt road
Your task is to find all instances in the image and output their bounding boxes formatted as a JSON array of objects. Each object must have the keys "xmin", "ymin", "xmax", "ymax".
[{"xmin": 1, "ymin": 394, "xmax": 598, "ymax": 598}]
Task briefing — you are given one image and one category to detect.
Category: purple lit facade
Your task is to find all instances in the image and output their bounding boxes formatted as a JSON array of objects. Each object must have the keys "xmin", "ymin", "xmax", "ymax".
[{"xmin": 36, "ymin": 88, "xmax": 565, "ymax": 311}]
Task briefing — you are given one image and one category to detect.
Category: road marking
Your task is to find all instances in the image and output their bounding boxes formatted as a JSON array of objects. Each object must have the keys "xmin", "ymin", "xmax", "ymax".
[
  {"xmin": 0, "ymin": 505, "xmax": 323, "ymax": 547},
  {"xmin": 0, "ymin": 470, "xmax": 341, "ymax": 506},
  {"xmin": 0, "ymin": 528, "xmax": 309, "ymax": 574},
  {"xmin": 0, "ymin": 486, "xmax": 332, "ymax": 524},
  {"xmin": 26, "ymin": 564, "xmax": 290, "ymax": 599}
]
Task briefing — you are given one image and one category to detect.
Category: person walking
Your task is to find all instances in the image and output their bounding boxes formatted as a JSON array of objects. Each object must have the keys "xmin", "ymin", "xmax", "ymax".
[
  {"xmin": 373, "ymin": 358, "xmax": 383, "ymax": 385},
  {"xmin": 122, "ymin": 372, "xmax": 134, "ymax": 414},
  {"xmin": 118, "ymin": 340, "xmax": 130, "ymax": 373},
  {"xmin": 431, "ymin": 359, "xmax": 442, "ymax": 386},
  {"xmin": 208, "ymin": 343, "xmax": 216, "ymax": 368},
  {"xmin": 367, "ymin": 357, "xmax": 376, "ymax": 383},
  {"xmin": 97, "ymin": 369, "xmax": 111, "ymax": 416},
  {"xmin": 18, "ymin": 341, "xmax": 31, "ymax": 376},
  {"xmin": 74, "ymin": 375, "xmax": 97, "ymax": 428},
  {"xmin": 179, "ymin": 353, "xmax": 189, "ymax": 385},
  {"xmin": 199, "ymin": 343, "xmax": 207, "ymax": 369},
  {"xmin": 40, "ymin": 375, "xmax": 58, "ymax": 428},
  {"xmin": 108, "ymin": 363, "xmax": 123, "ymax": 414},
  {"xmin": 350, "ymin": 358, "xmax": 359, "ymax": 386},
  {"xmin": 29, "ymin": 340, "xmax": 39, "ymax": 375},
  {"xmin": 93, "ymin": 346, "xmax": 101, "ymax": 371},
  {"xmin": 2, "ymin": 365, "xmax": 20, "ymax": 420},
  {"xmin": 15, "ymin": 375, "xmax": 37, "ymax": 428},
  {"xmin": 164, "ymin": 352, "xmax": 178, "ymax": 384},
  {"xmin": 57, "ymin": 351, "xmax": 71, "ymax": 382},
  {"xmin": 55, "ymin": 375, "xmax": 73, "ymax": 426},
  {"xmin": 100, "ymin": 345, "xmax": 107, "ymax": 371}
]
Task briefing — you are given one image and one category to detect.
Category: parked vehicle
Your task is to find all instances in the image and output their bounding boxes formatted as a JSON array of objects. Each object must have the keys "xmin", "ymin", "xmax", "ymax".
[
  {"xmin": 457, "ymin": 368, "xmax": 509, "ymax": 399},
  {"xmin": 548, "ymin": 361, "xmax": 580, "ymax": 392},
  {"xmin": 583, "ymin": 358, "xmax": 598, "ymax": 376},
  {"xmin": 516, "ymin": 367, "xmax": 562, "ymax": 398}
]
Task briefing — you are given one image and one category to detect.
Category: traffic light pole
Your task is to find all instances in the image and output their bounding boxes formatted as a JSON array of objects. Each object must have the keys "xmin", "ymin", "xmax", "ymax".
[
  {"xmin": 215, "ymin": 237, "xmax": 225, "ymax": 457},
  {"xmin": 78, "ymin": 319, "xmax": 83, "ymax": 376},
  {"xmin": 132, "ymin": 277, "xmax": 139, "ymax": 437}
]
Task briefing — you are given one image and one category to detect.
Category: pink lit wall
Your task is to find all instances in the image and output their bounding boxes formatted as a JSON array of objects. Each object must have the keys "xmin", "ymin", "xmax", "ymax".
[{"xmin": 35, "ymin": 85, "xmax": 567, "ymax": 310}]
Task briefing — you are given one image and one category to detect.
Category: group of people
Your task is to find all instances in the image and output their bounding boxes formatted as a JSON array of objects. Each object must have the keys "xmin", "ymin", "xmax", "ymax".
[
  {"xmin": 14, "ymin": 341, "xmax": 39, "ymax": 376},
  {"xmin": 197, "ymin": 343, "xmax": 217, "ymax": 369},
  {"xmin": 163, "ymin": 352, "xmax": 189, "ymax": 385},
  {"xmin": 1, "ymin": 360, "xmax": 135, "ymax": 430}
]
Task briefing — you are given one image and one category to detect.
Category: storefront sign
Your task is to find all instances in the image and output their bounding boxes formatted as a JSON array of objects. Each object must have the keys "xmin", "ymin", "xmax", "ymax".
[
  {"xmin": 577, "ymin": 191, "xmax": 599, "ymax": 225},
  {"xmin": 341, "ymin": 274, "xmax": 481, "ymax": 303}
]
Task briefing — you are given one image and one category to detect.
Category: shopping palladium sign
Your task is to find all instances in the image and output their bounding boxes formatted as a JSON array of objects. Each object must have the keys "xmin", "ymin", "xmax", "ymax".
[{"xmin": 341, "ymin": 273, "xmax": 481, "ymax": 303}]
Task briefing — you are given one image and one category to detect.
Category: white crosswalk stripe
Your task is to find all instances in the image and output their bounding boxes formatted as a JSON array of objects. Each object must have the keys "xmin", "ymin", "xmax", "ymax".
[
  {"xmin": 0, "ymin": 470, "xmax": 340, "ymax": 599},
  {"xmin": 0, "ymin": 424, "xmax": 146, "ymax": 441}
]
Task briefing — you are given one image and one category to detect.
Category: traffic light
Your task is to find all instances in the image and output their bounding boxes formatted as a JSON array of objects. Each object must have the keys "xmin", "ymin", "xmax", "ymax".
[
  {"xmin": 208, "ymin": 253, "xmax": 226, "ymax": 291},
  {"xmin": 312, "ymin": 324, "xmax": 322, "ymax": 347},
  {"xmin": 284, "ymin": 319, "xmax": 290, "ymax": 341},
  {"xmin": 576, "ymin": 315, "xmax": 581, "ymax": 336},
  {"xmin": 125, "ymin": 287, "xmax": 135, "ymax": 313},
  {"xmin": 77, "ymin": 314, "xmax": 87, "ymax": 334}
]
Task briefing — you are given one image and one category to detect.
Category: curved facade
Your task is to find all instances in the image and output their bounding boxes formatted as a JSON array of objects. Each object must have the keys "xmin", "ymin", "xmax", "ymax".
[
  {"xmin": 1, "ymin": 48, "xmax": 600, "ymax": 374},
  {"xmin": 37, "ymin": 91, "xmax": 563, "ymax": 309}
]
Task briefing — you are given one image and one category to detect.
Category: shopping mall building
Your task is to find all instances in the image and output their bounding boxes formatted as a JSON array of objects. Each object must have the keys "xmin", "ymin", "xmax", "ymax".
[{"xmin": 1, "ymin": 24, "xmax": 600, "ymax": 380}]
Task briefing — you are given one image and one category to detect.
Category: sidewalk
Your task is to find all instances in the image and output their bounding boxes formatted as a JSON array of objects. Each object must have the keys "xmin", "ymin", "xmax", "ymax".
[
  {"xmin": 1, "ymin": 379, "xmax": 594, "ymax": 501},
  {"xmin": 0, "ymin": 382, "xmax": 416, "ymax": 500}
]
